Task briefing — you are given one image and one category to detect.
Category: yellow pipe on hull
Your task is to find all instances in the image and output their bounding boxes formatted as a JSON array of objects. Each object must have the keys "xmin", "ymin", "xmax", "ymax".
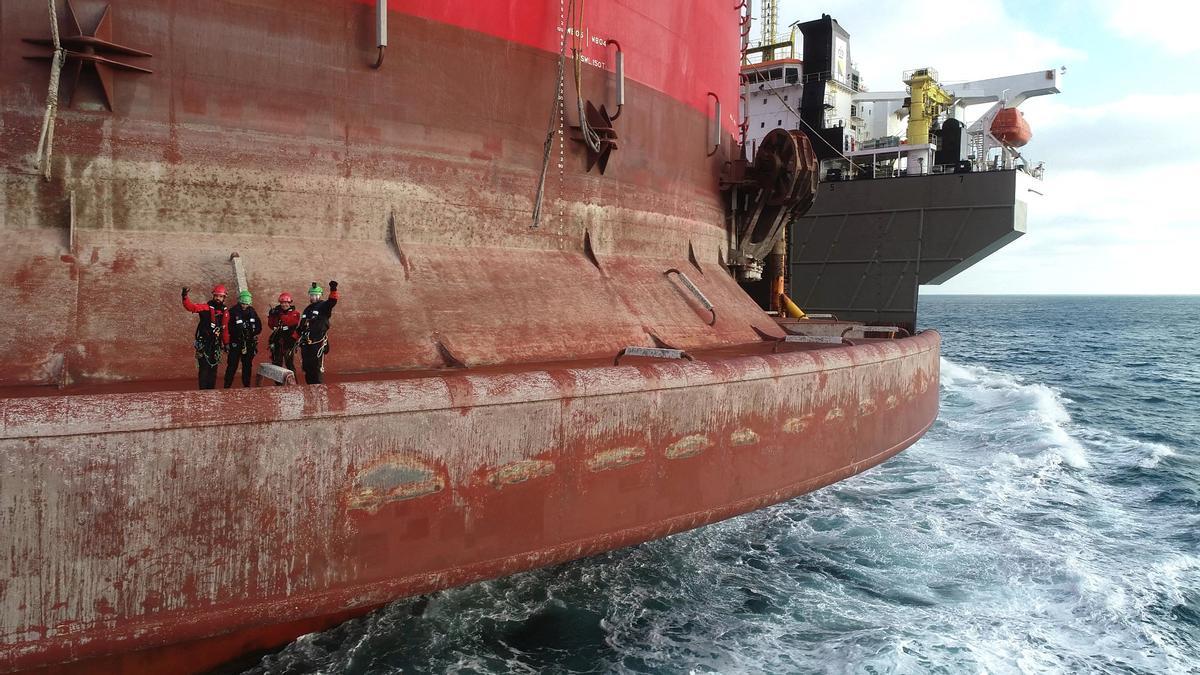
[{"xmin": 782, "ymin": 294, "xmax": 806, "ymax": 319}]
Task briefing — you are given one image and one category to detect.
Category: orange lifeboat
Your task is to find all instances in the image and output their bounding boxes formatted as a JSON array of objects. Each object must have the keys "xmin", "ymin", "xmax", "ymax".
[{"xmin": 991, "ymin": 107, "xmax": 1032, "ymax": 147}]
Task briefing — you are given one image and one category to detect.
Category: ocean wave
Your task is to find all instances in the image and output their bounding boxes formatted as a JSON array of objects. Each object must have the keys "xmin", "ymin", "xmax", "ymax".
[
  {"xmin": 253, "ymin": 328, "xmax": 1200, "ymax": 674},
  {"xmin": 939, "ymin": 358, "xmax": 1090, "ymax": 469}
]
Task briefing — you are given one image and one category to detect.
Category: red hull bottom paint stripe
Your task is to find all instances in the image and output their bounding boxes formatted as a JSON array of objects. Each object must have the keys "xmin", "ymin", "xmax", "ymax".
[{"xmin": 33, "ymin": 415, "xmax": 935, "ymax": 675}]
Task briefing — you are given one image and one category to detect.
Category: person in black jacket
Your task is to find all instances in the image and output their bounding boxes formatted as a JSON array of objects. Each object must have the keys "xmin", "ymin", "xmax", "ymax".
[
  {"xmin": 224, "ymin": 289, "xmax": 262, "ymax": 388},
  {"xmin": 298, "ymin": 280, "xmax": 339, "ymax": 384}
]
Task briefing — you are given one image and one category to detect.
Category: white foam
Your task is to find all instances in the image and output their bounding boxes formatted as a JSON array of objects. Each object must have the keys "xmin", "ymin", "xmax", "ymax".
[
  {"xmin": 939, "ymin": 358, "xmax": 1090, "ymax": 468},
  {"xmin": 1140, "ymin": 442, "xmax": 1178, "ymax": 468}
]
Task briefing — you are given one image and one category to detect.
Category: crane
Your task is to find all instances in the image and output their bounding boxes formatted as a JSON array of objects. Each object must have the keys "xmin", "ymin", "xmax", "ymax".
[
  {"xmin": 761, "ymin": 0, "xmax": 777, "ymax": 59},
  {"xmin": 902, "ymin": 68, "xmax": 954, "ymax": 146},
  {"xmin": 742, "ymin": 0, "xmax": 798, "ymax": 63},
  {"xmin": 856, "ymin": 68, "xmax": 1061, "ymax": 172}
]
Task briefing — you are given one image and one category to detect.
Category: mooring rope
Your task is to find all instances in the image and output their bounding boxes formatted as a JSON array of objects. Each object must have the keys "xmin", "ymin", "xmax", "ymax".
[
  {"xmin": 570, "ymin": 0, "xmax": 601, "ymax": 155},
  {"xmin": 34, "ymin": 0, "xmax": 65, "ymax": 181}
]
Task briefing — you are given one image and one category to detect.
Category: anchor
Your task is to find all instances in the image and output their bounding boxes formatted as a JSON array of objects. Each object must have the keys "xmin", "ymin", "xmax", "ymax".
[{"xmin": 570, "ymin": 100, "xmax": 619, "ymax": 174}]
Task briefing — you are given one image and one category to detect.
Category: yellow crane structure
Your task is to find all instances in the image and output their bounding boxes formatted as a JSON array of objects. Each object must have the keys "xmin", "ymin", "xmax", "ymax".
[
  {"xmin": 761, "ymin": 0, "xmax": 777, "ymax": 58},
  {"xmin": 742, "ymin": 0, "xmax": 799, "ymax": 63},
  {"xmin": 902, "ymin": 68, "xmax": 953, "ymax": 145}
]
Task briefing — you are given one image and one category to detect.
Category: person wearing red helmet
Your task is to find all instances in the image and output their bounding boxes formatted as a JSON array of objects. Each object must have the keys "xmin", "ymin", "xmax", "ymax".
[
  {"xmin": 267, "ymin": 291, "xmax": 301, "ymax": 384},
  {"xmin": 181, "ymin": 284, "xmax": 230, "ymax": 390}
]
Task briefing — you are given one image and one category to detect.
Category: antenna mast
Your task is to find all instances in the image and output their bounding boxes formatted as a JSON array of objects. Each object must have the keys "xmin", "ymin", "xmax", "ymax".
[{"xmin": 761, "ymin": 0, "xmax": 778, "ymax": 60}]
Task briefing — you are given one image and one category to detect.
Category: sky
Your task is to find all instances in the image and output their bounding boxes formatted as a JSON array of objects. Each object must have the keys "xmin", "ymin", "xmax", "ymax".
[{"xmin": 777, "ymin": 0, "xmax": 1200, "ymax": 294}]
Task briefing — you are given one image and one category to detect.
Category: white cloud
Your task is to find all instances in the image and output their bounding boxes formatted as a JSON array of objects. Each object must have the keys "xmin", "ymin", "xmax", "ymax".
[
  {"xmin": 776, "ymin": 0, "xmax": 1083, "ymax": 88},
  {"xmin": 929, "ymin": 163, "xmax": 1200, "ymax": 294},
  {"xmin": 1100, "ymin": 0, "xmax": 1200, "ymax": 55},
  {"xmin": 1037, "ymin": 163, "xmax": 1199, "ymax": 230}
]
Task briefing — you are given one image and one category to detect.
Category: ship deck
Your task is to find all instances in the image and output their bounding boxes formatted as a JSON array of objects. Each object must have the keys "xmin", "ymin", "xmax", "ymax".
[{"xmin": 0, "ymin": 321, "xmax": 885, "ymax": 400}]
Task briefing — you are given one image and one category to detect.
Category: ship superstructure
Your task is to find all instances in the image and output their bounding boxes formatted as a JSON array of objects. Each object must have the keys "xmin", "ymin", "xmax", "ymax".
[{"xmin": 739, "ymin": 13, "xmax": 1062, "ymax": 330}]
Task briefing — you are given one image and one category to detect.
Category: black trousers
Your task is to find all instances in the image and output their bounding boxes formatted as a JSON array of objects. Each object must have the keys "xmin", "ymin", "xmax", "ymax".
[
  {"xmin": 224, "ymin": 344, "xmax": 256, "ymax": 388},
  {"xmin": 300, "ymin": 342, "xmax": 326, "ymax": 384},
  {"xmin": 196, "ymin": 351, "xmax": 220, "ymax": 390},
  {"xmin": 271, "ymin": 341, "xmax": 297, "ymax": 386}
]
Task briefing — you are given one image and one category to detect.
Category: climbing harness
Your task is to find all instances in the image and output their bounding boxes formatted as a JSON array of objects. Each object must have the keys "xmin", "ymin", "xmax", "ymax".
[{"xmin": 193, "ymin": 306, "xmax": 226, "ymax": 367}]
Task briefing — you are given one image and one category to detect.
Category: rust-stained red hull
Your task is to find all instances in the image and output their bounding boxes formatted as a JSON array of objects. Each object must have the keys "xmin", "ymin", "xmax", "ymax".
[
  {"xmin": 2, "ymin": 334, "xmax": 940, "ymax": 673},
  {"xmin": 0, "ymin": 0, "xmax": 748, "ymax": 388},
  {"xmin": 2, "ymin": 1, "xmax": 941, "ymax": 671}
]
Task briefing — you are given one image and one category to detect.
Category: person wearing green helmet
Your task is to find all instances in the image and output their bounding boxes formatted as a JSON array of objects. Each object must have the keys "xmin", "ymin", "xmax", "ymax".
[
  {"xmin": 297, "ymin": 280, "xmax": 339, "ymax": 384},
  {"xmin": 224, "ymin": 289, "xmax": 262, "ymax": 388}
]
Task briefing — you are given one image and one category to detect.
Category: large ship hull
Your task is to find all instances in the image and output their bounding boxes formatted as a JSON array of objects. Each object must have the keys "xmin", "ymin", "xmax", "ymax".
[
  {"xmin": 1, "ymin": 0, "xmax": 750, "ymax": 387},
  {"xmin": 2, "ymin": 1, "xmax": 941, "ymax": 671},
  {"xmin": 1, "ymin": 333, "xmax": 939, "ymax": 673}
]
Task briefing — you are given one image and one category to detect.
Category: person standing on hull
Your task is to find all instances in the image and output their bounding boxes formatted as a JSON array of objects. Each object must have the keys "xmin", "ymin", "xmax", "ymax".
[
  {"xmin": 224, "ymin": 290, "xmax": 262, "ymax": 388},
  {"xmin": 298, "ymin": 280, "xmax": 339, "ymax": 384},
  {"xmin": 181, "ymin": 284, "xmax": 230, "ymax": 390},
  {"xmin": 268, "ymin": 292, "xmax": 301, "ymax": 384}
]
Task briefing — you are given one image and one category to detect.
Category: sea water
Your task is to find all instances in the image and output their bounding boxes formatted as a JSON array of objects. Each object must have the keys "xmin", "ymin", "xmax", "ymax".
[{"xmin": 247, "ymin": 296, "xmax": 1200, "ymax": 674}]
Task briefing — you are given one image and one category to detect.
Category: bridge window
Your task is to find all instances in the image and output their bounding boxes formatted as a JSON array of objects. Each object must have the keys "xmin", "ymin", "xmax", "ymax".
[{"xmin": 746, "ymin": 68, "xmax": 785, "ymax": 85}]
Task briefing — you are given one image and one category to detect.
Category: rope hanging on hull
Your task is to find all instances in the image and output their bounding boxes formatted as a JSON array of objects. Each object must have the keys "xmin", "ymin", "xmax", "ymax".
[
  {"xmin": 571, "ymin": 0, "xmax": 601, "ymax": 155},
  {"xmin": 531, "ymin": 0, "xmax": 572, "ymax": 228},
  {"xmin": 532, "ymin": 0, "xmax": 621, "ymax": 226},
  {"xmin": 34, "ymin": 0, "xmax": 64, "ymax": 181},
  {"xmin": 566, "ymin": 0, "xmax": 619, "ymax": 174}
]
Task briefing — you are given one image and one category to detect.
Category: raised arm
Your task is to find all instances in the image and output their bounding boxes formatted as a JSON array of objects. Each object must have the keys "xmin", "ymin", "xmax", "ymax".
[
  {"xmin": 324, "ymin": 280, "xmax": 340, "ymax": 313},
  {"xmin": 181, "ymin": 287, "xmax": 207, "ymax": 313}
]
